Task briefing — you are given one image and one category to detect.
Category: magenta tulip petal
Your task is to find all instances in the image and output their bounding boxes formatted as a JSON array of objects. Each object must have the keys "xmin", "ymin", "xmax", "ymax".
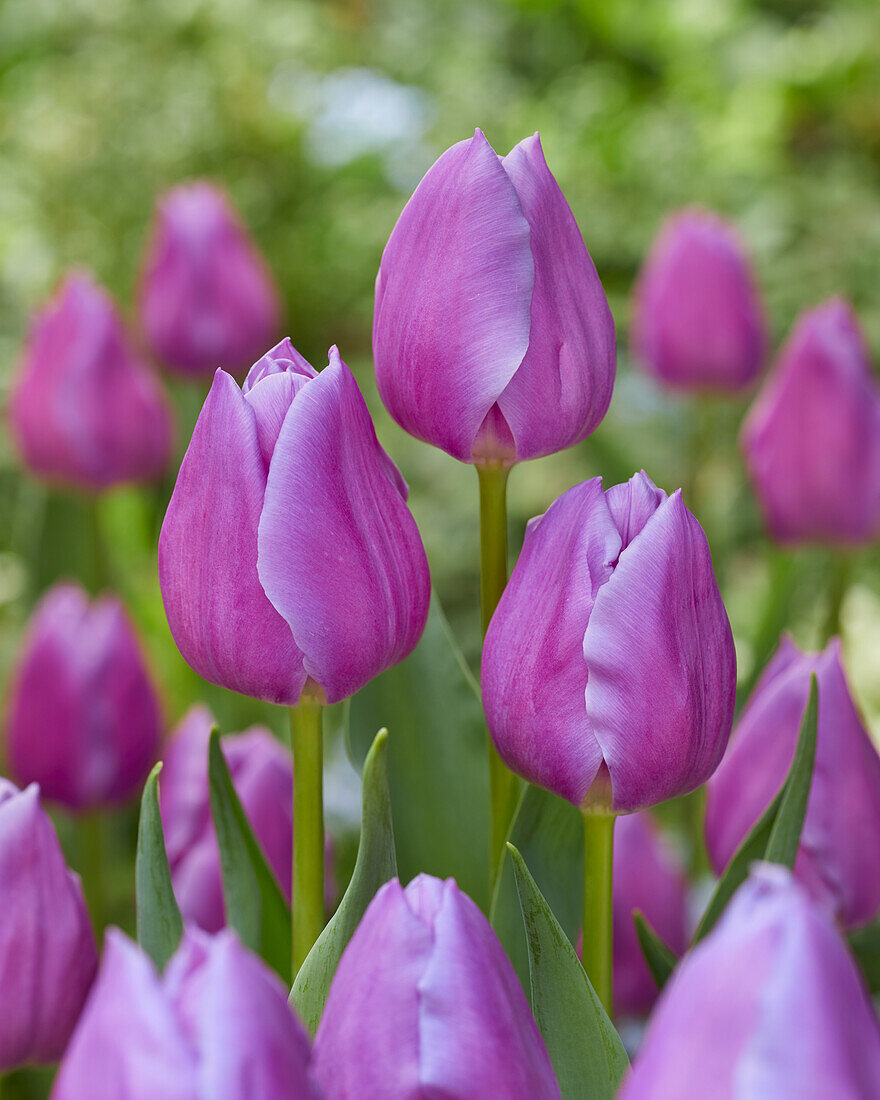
[
  {"xmin": 496, "ymin": 134, "xmax": 615, "ymax": 460},
  {"xmin": 482, "ymin": 479, "xmax": 620, "ymax": 804},
  {"xmin": 706, "ymin": 636, "xmax": 880, "ymax": 928},
  {"xmin": 242, "ymin": 338, "xmax": 317, "ymax": 392},
  {"xmin": 585, "ymin": 490, "xmax": 736, "ymax": 811},
  {"xmin": 0, "ymin": 781, "xmax": 97, "ymax": 1071},
  {"xmin": 159, "ymin": 369, "xmax": 307, "ymax": 706},
  {"xmin": 374, "ymin": 129, "xmax": 534, "ymax": 462},
  {"xmin": 258, "ymin": 350, "xmax": 430, "ymax": 702}
]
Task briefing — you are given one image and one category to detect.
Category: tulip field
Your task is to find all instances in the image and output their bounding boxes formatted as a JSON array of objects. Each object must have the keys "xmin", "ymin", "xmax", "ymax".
[{"xmin": 2, "ymin": 1, "xmax": 880, "ymax": 1098}]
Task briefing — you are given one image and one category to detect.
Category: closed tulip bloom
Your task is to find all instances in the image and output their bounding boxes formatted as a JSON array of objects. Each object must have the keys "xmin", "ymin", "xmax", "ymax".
[
  {"xmin": 742, "ymin": 300, "xmax": 880, "ymax": 544},
  {"xmin": 138, "ymin": 182, "xmax": 281, "ymax": 375},
  {"xmin": 373, "ymin": 129, "xmax": 615, "ymax": 465},
  {"xmin": 706, "ymin": 636, "xmax": 880, "ymax": 929},
  {"xmin": 612, "ymin": 813, "xmax": 688, "ymax": 1017},
  {"xmin": 159, "ymin": 339, "xmax": 430, "ymax": 706},
  {"xmin": 482, "ymin": 471, "xmax": 736, "ymax": 812},
  {"xmin": 311, "ymin": 875, "xmax": 560, "ymax": 1098},
  {"xmin": 617, "ymin": 865, "xmax": 880, "ymax": 1099},
  {"xmin": 0, "ymin": 780, "xmax": 97, "ymax": 1071},
  {"xmin": 631, "ymin": 209, "xmax": 766, "ymax": 391},
  {"xmin": 8, "ymin": 272, "xmax": 172, "ymax": 489},
  {"xmin": 6, "ymin": 584, "xmax": 161, "ymax": 811},
  {"xmin": 52, "ymin": 929, "xmax": 317, "ymax": 1100}
]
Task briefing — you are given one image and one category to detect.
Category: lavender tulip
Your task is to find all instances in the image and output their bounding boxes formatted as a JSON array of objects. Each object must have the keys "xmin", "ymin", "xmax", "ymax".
[
  {"xmin": 631, "ymin": 209, "xmax": 766, "ymax": 391},
  {"xmin": 5, "ymin": 583, "xmax": 161, "ymax": 811},
  {"xmin": 160, "ymin": 706, "xmax": 334, "ymax": 931},
  {"xmin": 0, "ymin": 780, "xmax": 97, "ymax": 1071},
  {"xmin": 617, "ymin": 865, "xmax": 880, "ymax": 1099},
  {"xmin": 482, "ymin": 471, "xmax": 736, "ymax": 812},
  {"xmin": 706, "ymin": 636, "xmax": 880, "ymax": 928},
  {"xmin": 742, "ymin": 299, "xmax": 880, "ymax": 544},
  {"xmin": 8, "ymin": 272, "xmax": 172, "ymax": 489},
  {"xmin": 52, "ymin": 929, "xmax": 316, "ymax": 1100},
  {"xmin": 159, "ymin": 339, "xmax": 430, "ymax": 705},
  {"xmin": 373, "ymin": 129, "xmax": 615, "ymax": 465},
  {"xmin": 138, "ymin": 182, "xmax": 281, "ymax": 376},
  {"xmin": 311, "ymin": 874, "xmax": 559, "ymax": 1098}
]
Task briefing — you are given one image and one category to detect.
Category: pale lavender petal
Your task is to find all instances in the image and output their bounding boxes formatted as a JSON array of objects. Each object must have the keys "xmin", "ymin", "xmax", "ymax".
[
  {"xmin": 373, "ymin": 129, "xmax": 533, "ymax": 462},
  {"xmin": 584, "ymin": 490, "xmax": 736, "ymax": 812},
  {"xmin": 242, "ymin": 338, "xmax": 317, "ymax": 392},
  {"xmin": 257, "ymin": 350, "xmax": 430, "ymax": 702},
  {"xmin": 604, "ymin": 469, "xmax": 667, "ymax": 548},
  {"xmin": 159, "ymin": 369, "xmax": 307, "ymax": 705},
  {"xmin": 482, "ymin": 479, "xmax": 620, "ymax": 804},
  {"xmin": 496, "ymin": 134, "xmax": 615, "ymax": 459}
]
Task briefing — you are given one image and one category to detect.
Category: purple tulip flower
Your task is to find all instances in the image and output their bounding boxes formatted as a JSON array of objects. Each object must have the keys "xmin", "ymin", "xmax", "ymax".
[
  {"xmin": 482, "ymin": 471, "xmax": 736, "ymax": 812},
  {"xmin": 631, "ymin": 209, "xmax": 766, "ymax": 391},
  {"xmin": 373, "ymin": 129, "xmax": 615, "ymax": 465},
  {"xmin": 706, "ymin": 636, "xmax": 880, "ymax": 929},
  {"xmin": 5, "ymin": 584, "xmax": 162, "ymax": 812},
  {"xmin": 617, "ymin": 865, "xmax": 880, "ymax": 1098},
  {"xmin": 8, "ymin": 272, "xmax": 172, "ymax": 489},
  {"xmin": 52, "ymin": 929, "xmax": 317, "ymax": 1100},
  {"xmin": 159, "ymin": 339, "xmax": 430, "ymax": 706},
  {"xmin": 0, "ymin": 780, "xmax": 98, "ymax": 1072},
  {"xmin": 310, "ymin": 875, "xmax": 560, "ymax": 1098},
  {"xmin": 138, "ymin": 182, "xmax": 281, "ymax": 376},
  {"xmin": 160, "ymin": 706, "xmax": 334, "ymax": 931},
  {"xmin": 742, "ymin": 299, "xmax": 880, "ymax": 544}
]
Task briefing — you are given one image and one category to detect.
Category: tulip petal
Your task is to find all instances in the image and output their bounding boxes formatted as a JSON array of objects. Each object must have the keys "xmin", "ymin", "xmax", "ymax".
[
  {"xmin": 482, "ymin": 479, "xmax": 620, "ymax": 805},
  {"xmin": 257, "ymin": 351, "xmax": 430, "ymax": 702},
  {"xmin": 374, "ymin": 129, "xmax": 533, "ymax": 462},
  {"xmin": 496, "ymin": 134, "xmax": 615, "ymax": 460},
  {"xmin": 584, "ymin": 490, "xmax": 736, "ymax": 812},
  {"xmin": 159, "ymin": 370, "xmax": 306, "ymax": 706}
]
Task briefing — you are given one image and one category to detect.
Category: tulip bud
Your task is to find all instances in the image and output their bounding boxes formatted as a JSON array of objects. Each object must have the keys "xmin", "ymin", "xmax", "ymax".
[
  {"xmin": 0, "ymin": 780, "xmax": 97, "ymax": 1071},
  {"xmin": 5, "ymin": 583, "xmax": 162, "ymax": 811},
  {"xmin": 138, "ymin": 182, "xmax": 281, "ymax": 376},
  {"xmin": 630, "ymin": 209, "xmax": 766, "ymax": 391},
  {"xmin": 311, "ymin": 874, "xmax": 560, "ymax": 1098},
  {"xmin": 617, "ymin": 865, "xmax": 880, "ymax": 1098},
  {"xmin": 159, "ymin": 339, "xmax": 430, "ymax": 706},
  {"xmin": 742, "ymin": 300, "xmax": 880, "ymax": 544},
  {"xmin": 612, "ymin": 812, "xmax": 688, "ymax": 1017},
  {"xmin": 373, "ymin": 129, "xmax": 615, "ymax": 465},
  {"xmin": 482, "ymin": 471, "xmax": 736, "ymax": 812},
  {"xmin": 160, "ymin": 706, "xmax": 334, "ymax": 931},
  {"xmin": 52, "ymin": 929, "xmax": 316, "ymax": 1100},
  {"xmin": 8, "ymin": 272, "xmax": 172, "ymax": 490},
  {"xmin": 706, "ymin": 636, "xmax": 880, "ymax": 929}
]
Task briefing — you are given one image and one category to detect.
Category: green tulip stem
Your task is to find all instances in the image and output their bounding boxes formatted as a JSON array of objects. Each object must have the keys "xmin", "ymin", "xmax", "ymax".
[
  {"xmin": 289, "ymin": 698, "xmax": 325, "ymax": 977},
  {"xmin": 582, "ymin": 809, "xmax": 615, "ymax": 1016},
  {"xmin": 824, "ymin": 551, "xmax": 851, "ymax": 642},
  {"xmin": 89, "ymin": 493, "xmax": 110, "ymax": 594},
  {"xmin": 477, "ymin": 462, "xmax": 518, "ymax": 891}
]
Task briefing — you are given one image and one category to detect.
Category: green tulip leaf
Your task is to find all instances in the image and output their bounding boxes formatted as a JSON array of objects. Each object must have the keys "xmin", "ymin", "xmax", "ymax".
[
  {"xmin": 847, "ymin": 922, "xmax": 880, "ymax": 994},
  {"xmin": 208, "ymin": 729, "xmax": 291, "ymax": 981},
  {"xmin": 291, "ymin": 728, "xmax": 397, "ymax": 1034},
  {"xmin": 694, "ymin": 673, "xmax": 819, "ymax": 944},
  {"xmin": 347, "ymin": 594, "xmax": 489, "ymax": 909},
  {"xmin": 633, "ymin": 910, "xmax": 676, "ymax": 991},
  {"xmin": 135, "ymin": 762, "xmax": 183, "ymax": 971},
  {"xmin": 509, "ymin": 844, "xmax": 629, "ymax": 1100}
]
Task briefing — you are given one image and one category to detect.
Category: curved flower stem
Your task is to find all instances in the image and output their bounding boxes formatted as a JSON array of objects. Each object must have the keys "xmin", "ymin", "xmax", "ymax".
[
  {"xmin": 582, "ymin": 809, "xmax": 615, "ymax": 1016},
  {"xmin": 823, "ymin": 551, "xmax": 851, "ymax": 643},
  {"xmin": 289, "ymin": 699, "xmax": 324, "ymax": 977},
  {"xmin": 477, "ymin": 463, "xmax": 518, "ymax": 892}
]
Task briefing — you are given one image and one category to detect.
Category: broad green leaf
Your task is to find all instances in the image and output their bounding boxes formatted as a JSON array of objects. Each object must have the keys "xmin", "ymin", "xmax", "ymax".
[
  {"xmin": 848, "ymin": 922, "xmax": 880, "ymax": 993},
  {"xmin": 694, "ymin": 673, "xmax": 819, "ymax": 944},
  {"xmin": 347, "ymin": 594, "xmax": 489, "ymax": 909},
  {"xmin": 633, "ymin": 910, "xmax": 676, "ymax": 991},
  {"xmin": 135, "ymin": 763, "xmax": 183, "ymax": 971},
  {"xmin": 208, "ymin": 729, "xmax": 291, "ymax": 981},
  {"xmin": 509, "ymin": 844, "xmax": 629, "ymax": 1100},
  {"xmin": 490, "ymin": 784, "xmax": 583, "ymax": 993},
  {"xmin": 291, "ymin": 728, "xmax": 397, "ymax": 1034}
]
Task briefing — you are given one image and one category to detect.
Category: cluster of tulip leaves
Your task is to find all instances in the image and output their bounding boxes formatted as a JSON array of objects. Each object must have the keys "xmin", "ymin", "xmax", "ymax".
[{"xmin": 134, "ymin": 596, "xmax": 880, "ymax": 1100}]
